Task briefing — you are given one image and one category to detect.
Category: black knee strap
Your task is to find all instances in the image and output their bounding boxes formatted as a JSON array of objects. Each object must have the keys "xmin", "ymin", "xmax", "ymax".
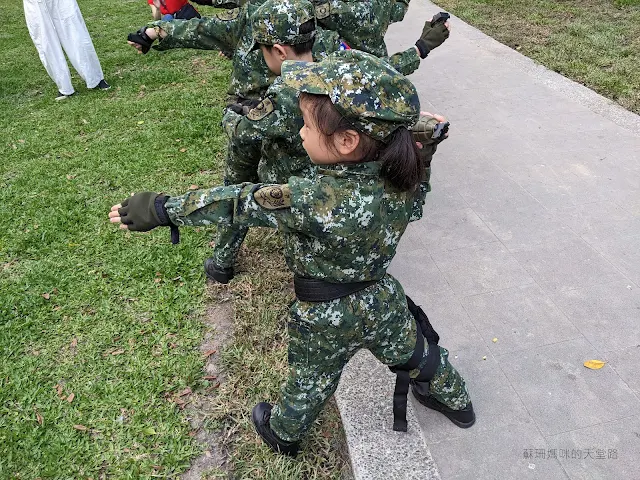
[{"xmin": 389, "ymin": 296, "xmax": 440, "ymax": 432}]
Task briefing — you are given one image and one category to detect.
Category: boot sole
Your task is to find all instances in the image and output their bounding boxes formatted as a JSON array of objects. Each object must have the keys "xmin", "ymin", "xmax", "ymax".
[
  {"xmin": 413, "ymin": 392, "xmax": 476, "ymax": 429},
  {"xmin": 204, "ymin": 268, "xmax": 232, "ymax": 284}
]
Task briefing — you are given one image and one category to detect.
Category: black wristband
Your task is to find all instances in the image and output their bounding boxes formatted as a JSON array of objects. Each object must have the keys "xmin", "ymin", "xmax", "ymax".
[
  {"xmin": 154, "ymin": 195, "xmax": 181, "ymax": 244},
  {"xmin": 415, "ymin": 39, "xmax": 430, "ymax": 59},
  {"xmin": 154, "ymin": 195, "xmax": 172, "ymax": 226}
]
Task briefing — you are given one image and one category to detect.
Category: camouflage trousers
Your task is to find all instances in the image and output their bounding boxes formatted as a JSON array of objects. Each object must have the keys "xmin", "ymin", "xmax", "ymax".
[
  {"xmin": 269, "ymin": 275, "xmax": 471, "ymax": 442},
  {"xmin": 211, "ymin": 223, "xmax": 248, "ymax": 268},
  {"xmin": 211, "ymin": 141, "xmax": 259, "ymax": 268}
]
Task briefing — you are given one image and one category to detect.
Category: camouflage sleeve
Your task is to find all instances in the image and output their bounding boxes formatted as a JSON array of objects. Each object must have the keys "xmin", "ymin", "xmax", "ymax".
[
  {"xmin": 315, "ymin": 1, "xmax": 388, "ymax": 57},
  {"xmin": 221, "ymin": 107, "xmax": 264, "ymax": 184},
  {"xmin": 385, "ymin": 47, "xmax": 421, "ymax": 76},
  {"xmin": 150, "ymin": 9, "xmax": 244, "ymax": 52},
  {"xmin": 164, "ymin": 183, "xmax": 304, "ymax": 231},
  {"xmin": 389, "ymin": 0, "xmax": 410, "ymax": 23},
  {"xmin": 316, "ymin": 0, "xmax": 380, "ymax": 35}
]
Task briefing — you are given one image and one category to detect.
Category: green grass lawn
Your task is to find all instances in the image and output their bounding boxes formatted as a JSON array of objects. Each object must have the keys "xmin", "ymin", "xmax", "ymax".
[
  {"xmin": 0, "ymin": 1, "xmax": 347, "ymax": 478},
  {"xmin": 434, "ymin": 0, "xmax": 640, "ymax": 114}
]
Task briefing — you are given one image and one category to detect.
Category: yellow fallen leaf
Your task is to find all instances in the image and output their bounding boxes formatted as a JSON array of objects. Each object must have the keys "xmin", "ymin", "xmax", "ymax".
[
  {"xmin": 584, "ymin": 359, "xmax": 605, "ymax": 370},
  {"xmin": 137, "ymin": 120, "xmax": 144, "ymax": 125}
]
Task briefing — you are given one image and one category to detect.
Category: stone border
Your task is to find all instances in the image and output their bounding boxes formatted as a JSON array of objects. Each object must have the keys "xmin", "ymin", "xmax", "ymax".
[{"xmin": 335, "ymin": 351, "xmax": 441, "ymax": 480}]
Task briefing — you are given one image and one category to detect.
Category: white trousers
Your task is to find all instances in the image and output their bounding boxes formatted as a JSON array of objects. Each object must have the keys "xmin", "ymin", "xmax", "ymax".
[{"xmin": 23, "ymin": 0, "xmax": 104, "ymax": 95}]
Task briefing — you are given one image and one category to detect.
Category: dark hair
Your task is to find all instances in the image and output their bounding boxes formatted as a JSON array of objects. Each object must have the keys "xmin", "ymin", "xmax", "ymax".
[
  {"xmin": 261, "ymin": 19, "xmax": 316, "ymax": 55},
  {"xmin": 299, "ymin": 93, "xmax": 424, "ymax": 192}
]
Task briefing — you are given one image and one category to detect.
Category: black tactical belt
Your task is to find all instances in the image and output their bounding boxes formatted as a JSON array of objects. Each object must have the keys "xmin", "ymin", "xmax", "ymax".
[{"xmin": 293, "ymin": 276, "xmax": 378, "ymax": 303}]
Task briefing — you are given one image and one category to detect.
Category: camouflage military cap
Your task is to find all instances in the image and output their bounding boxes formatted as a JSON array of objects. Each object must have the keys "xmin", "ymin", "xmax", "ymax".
[
  {"xmin": 250, "ymin": 0, "xmax": 316, "ymax": 50},
  {"xmin": 281, "ymin": 50, "xmax": 420, "ymax": 141}
]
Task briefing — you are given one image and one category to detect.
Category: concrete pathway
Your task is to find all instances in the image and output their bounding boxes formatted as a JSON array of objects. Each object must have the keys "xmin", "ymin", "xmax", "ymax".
[{"xmin": 335, "ymin": 2, "xmax": 640, "ymax": 479}]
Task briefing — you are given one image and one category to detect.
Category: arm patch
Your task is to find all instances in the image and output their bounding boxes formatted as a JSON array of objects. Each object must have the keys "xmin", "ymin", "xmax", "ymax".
[
  {"xmin": 215, "ymin": 7, "xmax": 240, "ymax": 21},
  {"xmin": 315, "ymin": 2, "xmax": 331, "ymax": 19},
  {"xmin": 253, "ymin": 185, "xmax": 291, "ymax": 210},
  {"xmin": 247, "ymin": 98, "xmax": 274, "ymax": 121}
]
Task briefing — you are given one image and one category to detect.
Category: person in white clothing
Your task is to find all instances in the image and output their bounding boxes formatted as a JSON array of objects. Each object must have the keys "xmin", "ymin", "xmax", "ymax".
[{"xmin": 23, "ymin": 0, "xmax": 110, "ymax": 100}]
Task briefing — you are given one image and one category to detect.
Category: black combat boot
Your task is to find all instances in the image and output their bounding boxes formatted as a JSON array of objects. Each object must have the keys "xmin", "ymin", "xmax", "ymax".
[
  {"xmin": 251, "ymin": 402, "xmax": 300, "ymax": 457},
  {"xmin": 203, "ymin": 258, "xmax": 234, "ymax": 284},
  {"xmin": 411, "ymin": 384, "xmax": 476, "ymax": 428}
]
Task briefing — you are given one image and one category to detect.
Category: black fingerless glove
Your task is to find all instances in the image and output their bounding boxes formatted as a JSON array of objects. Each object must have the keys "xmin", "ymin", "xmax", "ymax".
[
  {"xmin": 127, "ymin": 27, "xmax": 155, "ymax": 54},
  {"xmin": 228, "ymin": 103, "xmax": 245, "ymax": 115},
  {"xmin": 118, "ymin": 192, "xmax": 180, "ymax": 243},
  {"xmin": 415, "ymin": 14, "xmax": 450, "ymax": 58},
  {"xmin": 228, "ymin": 99, "xmax": 261, "ymax": 115},
  {"xmin": 241, "ymin": 98, "xmax": 261, "ymax": 109}
]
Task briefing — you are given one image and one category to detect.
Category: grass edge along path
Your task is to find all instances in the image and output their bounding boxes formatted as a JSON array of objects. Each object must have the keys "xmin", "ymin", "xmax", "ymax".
[
  {"xmin": 0, "ymin": 0, "xmax": 349, "ymax": 477},
  {"xmin": 433, "ymin": 0, "xmax": 640, "ymax": 115}
]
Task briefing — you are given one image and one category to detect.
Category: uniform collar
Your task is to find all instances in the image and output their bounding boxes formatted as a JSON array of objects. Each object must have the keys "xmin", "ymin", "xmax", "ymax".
[{"xmin": 318, "ymin": 160, "xmax": 382, "ymax": 178}]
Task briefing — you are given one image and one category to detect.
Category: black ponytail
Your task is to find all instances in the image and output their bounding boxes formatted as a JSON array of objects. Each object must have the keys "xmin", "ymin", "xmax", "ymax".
[
  {"xmin": 379, "ymin": 127, "xmax": 424, "ymax": 192},
  {"xmin": 300, "ymin": 93, "xmax": 424, "ymax": 192}
]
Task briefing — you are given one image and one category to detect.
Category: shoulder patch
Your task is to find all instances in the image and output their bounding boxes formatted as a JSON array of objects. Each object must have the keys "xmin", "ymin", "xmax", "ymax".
[
  {"xmin": 254, "ymin": 185, "xmax": 291, "ymax": 210},
  {"xmin": 246, "ymin": 98, "xmax": 274, "ymax": 121},
  {"xmin": 215, "ymin": 7, "xmax": 240, "ymax": 21},
  {"xmin": 315, "ymin": 2, "xmax": 331, "ymax": 19}
]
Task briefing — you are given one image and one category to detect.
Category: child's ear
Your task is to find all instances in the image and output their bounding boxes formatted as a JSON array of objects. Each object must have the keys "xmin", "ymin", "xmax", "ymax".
[
  {"xmin": 334, "ymin": 129, "xmax": 360, "ymax": 157},
  {"xmin": 273, "ymin": 44, "xmax": 288, "ymax": 61}
]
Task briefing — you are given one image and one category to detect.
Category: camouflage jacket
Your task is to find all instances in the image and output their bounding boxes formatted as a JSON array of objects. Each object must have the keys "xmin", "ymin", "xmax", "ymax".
[
  {"xmin": 222, "ymin": 46, "xmax": 420, "ymax": 184},
  {"xmin": 390, "ymin": 0, "xmax": 410, "ymax": 23},
  {"xmin": 165, "ymin": 161, "xmax": 423, "ymax": 281},
  {"xmin": 150, "ymin": 8, "xmax": 341, "ymax": 102},
  {"xmin": 313, "ymin": 0, "xmax": 411, "ymax": 57}
]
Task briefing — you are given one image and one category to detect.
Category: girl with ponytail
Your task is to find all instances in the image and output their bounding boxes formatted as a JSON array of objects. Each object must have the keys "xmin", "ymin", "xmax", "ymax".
[{"xmin": 110, "ymin": 50, "xmax": 474, "ymax": 456}]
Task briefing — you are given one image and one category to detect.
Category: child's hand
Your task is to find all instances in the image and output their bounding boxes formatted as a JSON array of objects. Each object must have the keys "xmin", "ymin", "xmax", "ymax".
[
  {"xmin": 108, "ymin": 192, "xmax": 172, "ymax": 232},
  {"xmin": 415, "ymin": 15, "xmax": 451, "ymax": 58},
  {"xmin": 421, "ymin": 111, "xmax": 447, "ymax": 124},
  {"xmin": 109, "ymin": 203, "xmax": 128, "ymax": 230}
]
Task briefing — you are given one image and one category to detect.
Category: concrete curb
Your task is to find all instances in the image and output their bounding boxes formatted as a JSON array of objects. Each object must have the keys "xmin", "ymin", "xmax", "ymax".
[{"xmin": 335, "ymin": 351, "xmax": 441, "ymax": 480}]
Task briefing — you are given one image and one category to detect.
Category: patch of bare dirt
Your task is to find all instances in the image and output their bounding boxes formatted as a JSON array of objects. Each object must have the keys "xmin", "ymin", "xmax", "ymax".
[{"xmin": 181, "ymin": 288, "xmax": 235, "ymax": 480}]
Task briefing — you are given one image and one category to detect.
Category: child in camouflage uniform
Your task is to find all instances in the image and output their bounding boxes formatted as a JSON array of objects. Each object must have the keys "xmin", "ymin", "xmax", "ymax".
[
  {"xmin": 109, "ymin": 50, "xmax": 474, "ymax": 456},
  {"xmin": 207, "ymin": 0, "xmax": 449, "ymax": 283},
  {"xmin": 126, "ymin": 0, "xmax": 449, "ymax": 104},
  {"xmin": 126, "ymin": 0, "xmax": 450, "ymax": 282}
]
